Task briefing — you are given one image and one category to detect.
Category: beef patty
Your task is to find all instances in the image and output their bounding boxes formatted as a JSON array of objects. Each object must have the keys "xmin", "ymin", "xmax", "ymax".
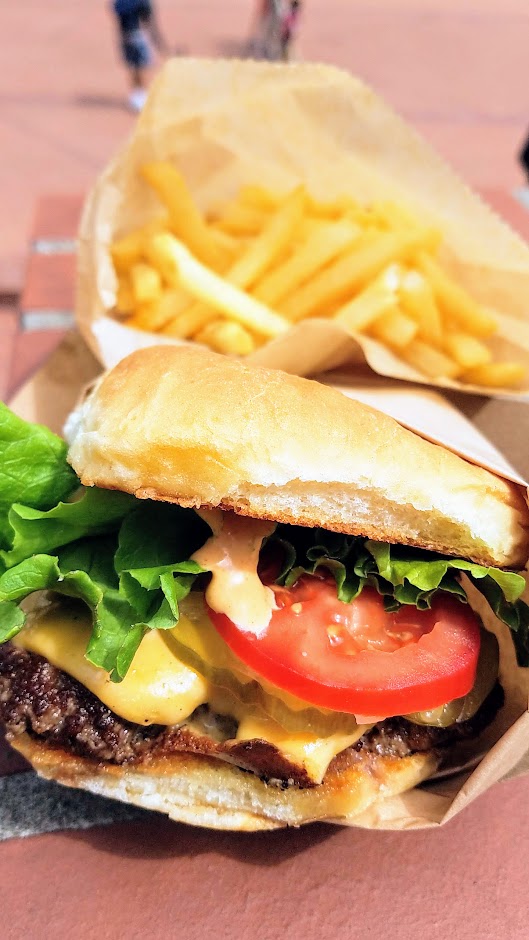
[{"xmin": 0, "ymin": 642, "xmax": 504, "ymax": 788}]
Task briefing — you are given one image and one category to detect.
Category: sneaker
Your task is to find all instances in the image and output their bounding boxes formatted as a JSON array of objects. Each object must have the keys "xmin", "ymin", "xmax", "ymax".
[{"xmin": 128, "ymin": 88, "xmax": 148, "ymax": 112}]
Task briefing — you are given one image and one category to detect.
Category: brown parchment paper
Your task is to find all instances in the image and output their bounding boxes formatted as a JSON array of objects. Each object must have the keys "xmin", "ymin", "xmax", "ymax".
[
  {"xmin": 7, "ymin": 332, "xmax": 529, "ymax": 831},
  {"xmin": 76, "ymin": 57, "xmax": 529, "ymax": 401}
]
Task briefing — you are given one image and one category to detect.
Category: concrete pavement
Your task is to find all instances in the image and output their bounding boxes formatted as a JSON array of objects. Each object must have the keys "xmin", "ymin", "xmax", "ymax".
[{"xmin": 2, "ymin": 1, "xmax": 529, "ymax": 293}]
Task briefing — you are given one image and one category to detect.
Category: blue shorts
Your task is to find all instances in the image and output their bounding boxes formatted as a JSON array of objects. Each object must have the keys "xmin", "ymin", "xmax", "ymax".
[{"xmin": 121, "ymin": 30, "xmax": 152, "ymax": 68}]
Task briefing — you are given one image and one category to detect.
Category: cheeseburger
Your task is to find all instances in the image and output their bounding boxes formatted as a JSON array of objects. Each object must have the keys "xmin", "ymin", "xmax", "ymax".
[{"xmin": 0, "ymin": 345, "xmax": 528, "ymax": 830}]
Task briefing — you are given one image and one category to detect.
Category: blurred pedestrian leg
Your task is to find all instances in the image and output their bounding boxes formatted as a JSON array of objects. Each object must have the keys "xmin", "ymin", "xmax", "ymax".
[
  {"xmin": 248, "ymin": 0, "xmax": 302, "ymax": 62},
  {"xmin": 111, "ymin": 0, "xmax": 170, "ymax": 112},
  {"xmin": 279, "ymin": 1, "xmax": 302, "ymax": 61}
]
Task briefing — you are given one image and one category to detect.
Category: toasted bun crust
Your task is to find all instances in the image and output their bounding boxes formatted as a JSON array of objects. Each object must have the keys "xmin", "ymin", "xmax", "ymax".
[
  {"xmin": 10, "ymin": 733, "xmax": 436, "ymax": 831},
  {"xmin": 67, "ymin": 345, "xmax": 529, "ymax": 568}
]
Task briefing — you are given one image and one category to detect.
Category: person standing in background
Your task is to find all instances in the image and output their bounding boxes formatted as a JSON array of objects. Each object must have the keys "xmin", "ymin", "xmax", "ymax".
[{"xmin": 111, "ymin": 0, "xmax": 170, "ymax": 112}]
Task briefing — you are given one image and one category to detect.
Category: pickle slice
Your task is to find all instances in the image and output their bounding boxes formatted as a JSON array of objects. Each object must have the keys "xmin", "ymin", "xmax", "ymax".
[{"xmin": 406, "ymin": 629, "xmax": 499, "ymax": 728}]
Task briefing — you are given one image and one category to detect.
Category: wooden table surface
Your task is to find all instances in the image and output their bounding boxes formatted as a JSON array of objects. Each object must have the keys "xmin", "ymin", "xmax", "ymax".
[{"xmin": 1, "ymin": 189, "xmax": 529, "ymax": 940}]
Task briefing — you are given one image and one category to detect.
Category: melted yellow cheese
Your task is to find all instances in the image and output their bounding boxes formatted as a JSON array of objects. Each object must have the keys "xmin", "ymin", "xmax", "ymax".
[
  {"xmin": 14, "ymin": 601, "xmax": 209, "ymax": 726},
  {"xmin": 235, "ymin": 714, "xmax": 365, "ymax": 784},
  {"xmin": 14, "ymin": 596, "xmax": 369, "ymax": 784}
]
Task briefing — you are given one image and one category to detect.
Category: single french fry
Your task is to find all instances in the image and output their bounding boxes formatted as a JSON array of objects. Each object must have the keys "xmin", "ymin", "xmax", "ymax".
[
  {"xmin": 213, "ymin": 202, "xmax": 271, "ymax": 237},
  {"xmin": 443, "ymin": 332, "xmax": 492, "ymax": 370},
  {"xmin": 153, "ymin": 234, "xmax": 288, "ymax": 338},
  {"xmin": 126, "ymin": 307, "xmax": 160, "ymax": 332},
  {"xmin": 141, "ymin": 162, "xmax": 229, "ymax": 271},
  {"xmin": 208, "ymin": 226, "xmax": 241, "ymax": 255},
  {"xmin": 238, "ymin": 185, "xmax": 281, "ymax": 211},
  {"xmin": 334, "ymin": 283, "xmax": 397, "ymax": 333},
  {"xmin": 130, "ymin": 262, "xmax": 162, "ymax": 306},
  {"xmin": 377, "ymin": 263, "xmax": 404, "ymax": 292},
  {"xmin": 111, "ymin": 232, "xmax": 144, "ymax": 273},
  {"xmin": 225, "ymin": 186, "xmax": 306, "ymax": 290},
  {"xmin": 374, "ymin": 201, "xmax": 421, "ymax": 231},
  {"xmin": 369, "ymin": 309, "xmax": 418, "ymax": 349},
  {"xmin": 144, "ymin": 224, "xmax": 239, "ymax": 287},
  {"xmin": 115, "ymin": 277, "xmax": 135, "ymax": 314},
  {"xmin": 110, "ymin": 216, "xmax": 168, "ymax": 273},
  {"xmin": 296, "ymin": 217, "xmax": 328, "ymax": 242},
  {"xmin": 161, "ymin": 300, "xmax": 217, "ymax": 338},
  {"xmin": 462, "ymin": 362, "xmax": 526, "ymax": 388},
  {"xmin": 399, "ymin": 268, "xmax": 443, "ymax": 345},
  {"xmin": 253, "ymin": 220, "xmax": 360, "ymax": 306},
  {"xmin": 416, "ymin": 252, "xmax": 497, "ymax": 337},
  {"xmin": 129, "ymin": 288, "xmax": 192, "ymax": 333},
  {"xmin": 143, "ymin": 235, "xmax": 177, "ymax": 284},
  {"xmin": 400, "ymin": 339, "xmax": 463, "ymax": 379},
  {"xmin": 195, "ymin": 319, "xmax": 256, "ymax": 356},
  {"xmin": 281, "ymin": 229, "xmax": 431, "ymax": 323},
  {"xmin": 306, "ymin": 194, "xmax": 352, "ymax": 219},
  {"xmin": 343, "ymin": 203, "xmax": 383, "ymax": 229}
]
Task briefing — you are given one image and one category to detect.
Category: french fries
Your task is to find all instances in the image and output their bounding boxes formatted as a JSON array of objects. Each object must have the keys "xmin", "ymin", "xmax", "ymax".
[
  {"xmin": 400, "ymin": 340, "xmax": 463, "ymax": 380},
  {"xmin": 226, "ymin": 186, "xmax": 306, "ymax": 290},
  {"xmin": 195, "ymin": 319, "xmax": 256, "ymax": 356},
  {"xmin": 369, "ymin": 309, "xmax": 418, "ymax": 350},
  {"xmin": 280, "ymin": 228, "xmax": 434, "ymax": 322},
  {"xmin": 108, "ymin": 161, "xmax": 526, "ymax": 389},
  {"xmin": 115, "ymin": 277, "xmax": 135, "ymax": 315},
  {"xmin": 111, "ymin": 216, "xmax": 169, "ymax": 273},
  {"xmin": 127, "ymin": 288, "xmax": 192, "ymax": 333},
  {"xmin": 443, "ymin": 333, "xmax": 492, "ymax": 370},
  {"xmin": 399, "ymin": 269, "xmax": 443, "ymax": 346},
  {"xmin": 153, "ymin": 234, "xmax": 288, "ymax": 339},
  {"xmin": 334, "ymin": 271, "xmax": 398, "ymax": 333},
  {"xmin": 129, "ymin": 263, "xmax": 162, "ymax": 306},
  {"xmin": 213, "ymin": 203, "xmax": 271, "ymax": 237},
  {"xmin": 415, "ymin": 252, "xmax": 497, "ymax": 338},
  {"xmin": 161, "ymin": 300, "xmax": 217, "ymax": 338},
  {"xmin": 462, "ymin": 363, "xmax": 526, "ymax": 388},
  {"xmin": 253, "ymin": 220, "xmax": 359, "ymax": 306},
  {"xmin": 140, "ymin": 162, "xmax": 230, "ymax": 272}
]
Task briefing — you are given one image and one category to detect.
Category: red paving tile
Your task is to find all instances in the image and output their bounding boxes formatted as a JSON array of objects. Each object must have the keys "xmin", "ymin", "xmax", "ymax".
[
  {"xmin": 20, "ymin": 253, "xmax": 76, "ymax": 313},
  {"xmin": 7, "ymin": 329, "xmax": 66, "ymax": 398},
  {"xmin": 31, "ymin": 194, "xmax": 84, "ymax": 243}
]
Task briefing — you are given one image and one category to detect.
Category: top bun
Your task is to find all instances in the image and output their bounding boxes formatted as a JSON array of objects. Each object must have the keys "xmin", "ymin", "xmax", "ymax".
[{"xmin": 67, "ymin": 345, "xmax": 529, "ymax": 569}]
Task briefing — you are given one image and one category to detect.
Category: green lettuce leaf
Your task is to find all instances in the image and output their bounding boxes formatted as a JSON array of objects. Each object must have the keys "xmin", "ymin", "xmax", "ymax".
[
  {"xmin": 365, "ymin": 540, "xmax": 525, "ymax": 602},
  {"xmin": 0, "ymin": 487, "xmax": 135, "ymax": 572},
  {"xmin": 0, "ymin": 403, "xmax": 77, "ymax": 545},
  {"xmin": 271, "ymin": 525, "xmax": 529, "ymax": 665},
  {"xmin": 0, "ymin": 602, "xmax": 26, "ymax": 642}
]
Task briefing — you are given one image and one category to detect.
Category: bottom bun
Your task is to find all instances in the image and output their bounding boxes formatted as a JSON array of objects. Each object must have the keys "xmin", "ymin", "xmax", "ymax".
[{"xmin": 11, "ymin": 733, "xmax": 437, "ymax": 831}]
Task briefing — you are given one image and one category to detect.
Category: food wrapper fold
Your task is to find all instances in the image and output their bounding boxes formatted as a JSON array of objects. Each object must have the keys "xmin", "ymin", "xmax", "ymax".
[{"xmin": 77, "ymin": 57, "xmax": 529, "ymax": 399}]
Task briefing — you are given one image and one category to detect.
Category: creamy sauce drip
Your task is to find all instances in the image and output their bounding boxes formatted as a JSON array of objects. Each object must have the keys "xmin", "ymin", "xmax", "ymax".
[{"xmin": 192, "ymin": 509, "xmax": 277, "ymax": 636}]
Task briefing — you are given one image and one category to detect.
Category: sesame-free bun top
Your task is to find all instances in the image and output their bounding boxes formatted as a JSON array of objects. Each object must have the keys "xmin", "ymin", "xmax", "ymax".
[{"xmin": 67, "ymin": 345, "xmax": 529, "ymax": 569}]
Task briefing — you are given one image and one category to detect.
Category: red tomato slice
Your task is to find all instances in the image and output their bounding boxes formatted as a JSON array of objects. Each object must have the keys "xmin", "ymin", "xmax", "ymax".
[{"xmin": 206, "ymin": 576, "xmax": 481, "ymax": 717}]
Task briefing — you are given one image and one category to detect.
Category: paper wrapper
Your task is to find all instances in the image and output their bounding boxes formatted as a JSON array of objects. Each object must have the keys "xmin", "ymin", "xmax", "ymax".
[
  {"xmin": 7, "ymin": 331, "xmax": 529, "ymax": 832},
  {"xmin": 76, "ymin": 57, "xmax": 529, "ymax": 400}
]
